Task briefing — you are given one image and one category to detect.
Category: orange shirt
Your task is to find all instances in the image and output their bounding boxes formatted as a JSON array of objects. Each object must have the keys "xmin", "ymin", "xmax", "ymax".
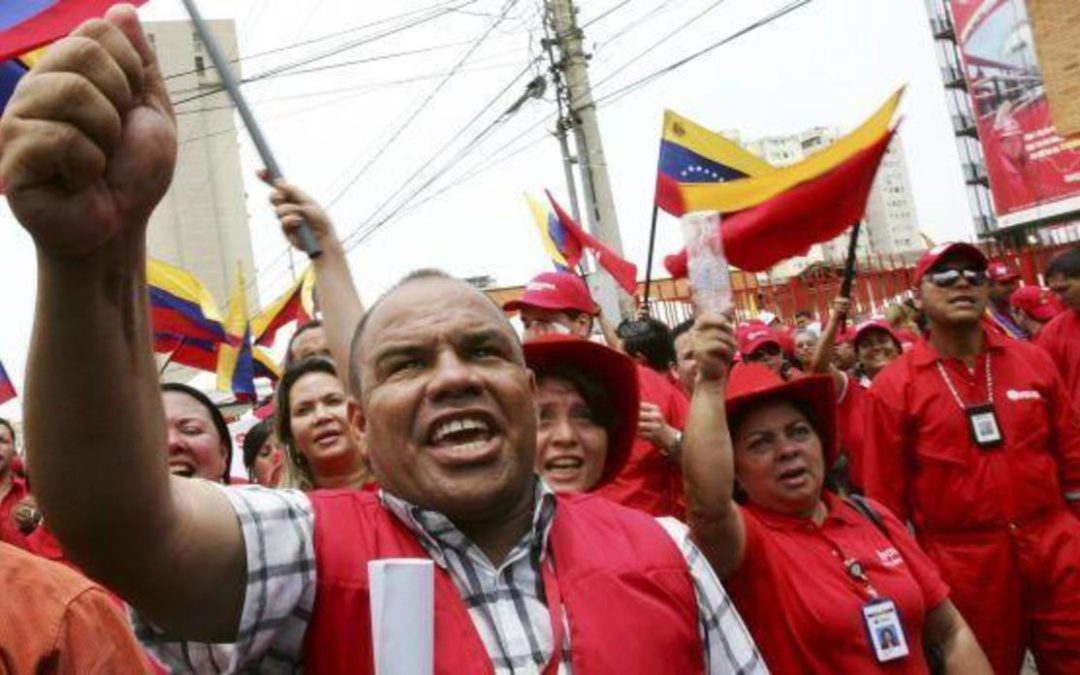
[{"xmin": 0, "ymin": 541, "xmax": 152, "ymax": 673}]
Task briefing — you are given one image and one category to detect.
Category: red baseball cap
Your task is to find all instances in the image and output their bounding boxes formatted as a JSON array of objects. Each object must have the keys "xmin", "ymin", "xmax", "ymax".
[
  {"xmin": 503, "ymin": 272, "xmax": 599, "ymax": 315},
  {"xmin": 987, "ymin": 260, "xmax": 1020, "ymax": 283},
  {"xmin": 913, "ymin": 242, "xmax": 987, "ymax": 284},
  {"xmin": 853, "ymin": 319, "xmax": 902, "ymax": 351},
  {"xmin": 1010, "ymin": 286, "xmax": 1065, "ymax": 322},
  {"xmin": 725, "ymin": 363, "xmax": 837, "ymax": 460},
  {"xmin": 738, "ymin": 325, "xmax": 781, "ymax": 358},
  {"xmin": 523, "ymin": 334, "xmax": 639, "ymax": 488}
]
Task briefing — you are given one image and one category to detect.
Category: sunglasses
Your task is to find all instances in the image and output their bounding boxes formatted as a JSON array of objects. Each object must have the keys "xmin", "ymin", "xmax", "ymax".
[{"xmin": 926, "ymin": 268, "xmax": 988, "ymax": 288}]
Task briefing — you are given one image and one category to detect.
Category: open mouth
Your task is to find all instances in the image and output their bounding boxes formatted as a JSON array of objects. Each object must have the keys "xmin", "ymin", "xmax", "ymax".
[
  {"xmin": 313, "ymin": 429, "xmax": 343, "ymax": 448},
  {"xmin": 777, "ymin": 466, "xmax": 809, "ymax": 488},
  {"xmin": 169, "ymin": 462, "xmax": 196, "ymax": 478},
  {"xmin": 948, "ymin": 295, "xmax": 977, "ymax": 308},
  {"xmin": 426, "ymin": 413, "xmax": 500, "ymax": 465},
  {"xmin": 543, "ymin": 455, "xmax": 585, "ymax": 479}
]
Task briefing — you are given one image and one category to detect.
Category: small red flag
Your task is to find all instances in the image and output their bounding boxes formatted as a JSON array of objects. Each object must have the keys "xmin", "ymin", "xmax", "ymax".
[
  {"xmin": 665, "ymin": 129, "xmax": 895, "ymax": 276},
  {"xmin": 546, "ymin": 191, "xmax": 638, "ymax": 295}
]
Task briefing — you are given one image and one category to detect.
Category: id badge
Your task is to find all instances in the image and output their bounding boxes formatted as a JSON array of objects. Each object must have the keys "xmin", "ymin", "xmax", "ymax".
[
  {"xmin": 967, "ymin": 404, "xmax": 1004, "ymax": 450},
  {"xmin": 862, "ymin": 598, "xmax": 910, "ymax": 663}
]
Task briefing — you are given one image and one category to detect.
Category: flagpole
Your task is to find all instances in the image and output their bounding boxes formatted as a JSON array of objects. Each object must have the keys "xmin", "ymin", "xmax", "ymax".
[
  {"xmin": 180, "ymin": 0, "xmax": 321, "ymax": 259},
  {"xmin": 840, "ymin": 221, "xmax": 863, "ymax": 323},
  {"xmin": 159, "ymin": 337, "xmax": 188, "ymax": 377},
  {"xmin": 642, "ymin": 202, "xmax": 660, "ymax": 311}
]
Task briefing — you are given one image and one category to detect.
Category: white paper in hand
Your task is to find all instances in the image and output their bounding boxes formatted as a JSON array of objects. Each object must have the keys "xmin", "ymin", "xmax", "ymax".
[
  {"xmin": 681, "ymin": 211, "xmax": 733, "ymax": 315},
  {"xmin": 369, "ymin": 559, "xmax": 435, "ymax": 675}
]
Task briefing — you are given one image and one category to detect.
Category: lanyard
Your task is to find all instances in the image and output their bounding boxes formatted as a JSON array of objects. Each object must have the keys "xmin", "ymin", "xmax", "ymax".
[
  {"xmin": 541, "ymin": 559, "xmax": 566, "ymax": 675},
  {"xmin": 936, "ymin": 353, "xmax": 993, "ymax": 411},
  {"xmin": 817, "ymin": 523, "xmax": 880, "ymax": 599}
]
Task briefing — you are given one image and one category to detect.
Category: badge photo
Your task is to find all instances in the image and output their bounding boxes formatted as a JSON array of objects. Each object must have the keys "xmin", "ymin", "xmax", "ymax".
[
  {"xmin": 862, "ymin": 599, "xmax": 910, "ymax": 663},
  {"xmin": 967, "ymin": 404, "xmax": 1003, "ymax": 450}
]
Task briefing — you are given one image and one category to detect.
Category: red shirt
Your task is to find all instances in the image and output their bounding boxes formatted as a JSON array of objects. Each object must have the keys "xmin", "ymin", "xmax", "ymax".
[
  {"xmin": 595, "ymin": 365, "xmax": 689, "ymax": 518},
  {"xmin": 836, "ymin": 373, "xmax": 870, "ymax": 490},
  {"xmin": 1035, "ymin": 309, "xmax": 1080, "ymax": 412},
  {"xmin": 863, "ymin": 329, "xmax": 1080, "ymax": 528},
  {"xmin": 0, "ymin": 477, "xmax": 30, "ymax": 550},
  {"xmin": 727, "ymin": 493, "xmax": 949, "ymax": 674}
]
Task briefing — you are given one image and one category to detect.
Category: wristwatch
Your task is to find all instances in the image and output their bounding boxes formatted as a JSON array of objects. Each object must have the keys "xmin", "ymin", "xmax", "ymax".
[{"xmin": 664, "ymin": 430, "xmax": 684, "ymax": 458}]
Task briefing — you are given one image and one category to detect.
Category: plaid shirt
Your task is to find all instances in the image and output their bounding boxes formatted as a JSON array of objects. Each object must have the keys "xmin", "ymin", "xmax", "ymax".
[{"xmin": 135, "ymin": 482, "xmax": 765, "ymax": 674}]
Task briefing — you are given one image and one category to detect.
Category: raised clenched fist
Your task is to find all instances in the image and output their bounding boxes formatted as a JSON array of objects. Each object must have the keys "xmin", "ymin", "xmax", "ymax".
[
  {"xmin": 0, "ymin": 4, "xmax": 176, "ymax": 257},
  {"xmin": 692, "ymin": 313, "xmax": 736, "ymax": 383}
]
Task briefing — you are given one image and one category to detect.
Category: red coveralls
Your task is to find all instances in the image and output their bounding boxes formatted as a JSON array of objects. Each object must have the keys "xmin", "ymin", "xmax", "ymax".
[
  {"xmin": 863, "ymin": 330, "xmax": 1080, "ymax": 674},
  {"xmin": 1036, "ymin": 309, "xmax": 1080, "ymax": 412}
]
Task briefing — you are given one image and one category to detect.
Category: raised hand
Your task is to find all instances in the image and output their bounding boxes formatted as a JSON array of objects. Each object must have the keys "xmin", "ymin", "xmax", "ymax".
[
  {"xmin": 0, "ymin": 4, "xmax": 176, "ymax": 257},
  {"xmin": 258, "ymin": 170, "xmax": 336, "ymax": 250},
  {"xmin": 692, "ymin": 313, "xmax": 736, "ymax": 383}
]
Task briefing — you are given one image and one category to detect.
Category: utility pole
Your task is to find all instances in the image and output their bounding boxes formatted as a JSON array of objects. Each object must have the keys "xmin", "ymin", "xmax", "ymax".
[{"xmin": 546, "ymin": 0, "xmax": 634, "ymax": 317}]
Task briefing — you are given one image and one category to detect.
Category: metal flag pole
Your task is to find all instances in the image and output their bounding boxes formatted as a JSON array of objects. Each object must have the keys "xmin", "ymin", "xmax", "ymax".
[{"xmin": 179, "ymin": 0, "xmax": 322, "ymax": 258}]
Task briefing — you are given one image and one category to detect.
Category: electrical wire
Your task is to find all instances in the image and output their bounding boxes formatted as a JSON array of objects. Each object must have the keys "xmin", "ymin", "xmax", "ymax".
[
  {"xmin": 581, "ymin": 0, "xmax": 636, "ymax": 28},
  {"xmin": 323, "ymin": 0, "xmax": 524, "ymax": 210},
  {"xmin": 592, "ymin": 0, "xmax": 813, "ymax": 109}
]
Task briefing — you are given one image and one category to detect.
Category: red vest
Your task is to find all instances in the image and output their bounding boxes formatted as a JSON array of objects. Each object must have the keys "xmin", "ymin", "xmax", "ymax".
[{"xmin": 304, "ymin": 490, "xmax": 704, "ymax": 674}]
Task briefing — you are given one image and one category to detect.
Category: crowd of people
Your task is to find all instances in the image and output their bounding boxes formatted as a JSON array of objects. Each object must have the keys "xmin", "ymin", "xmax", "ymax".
[{"xmin": 1, "ymin": 7, "xmax": 1080, "ymax": 674}]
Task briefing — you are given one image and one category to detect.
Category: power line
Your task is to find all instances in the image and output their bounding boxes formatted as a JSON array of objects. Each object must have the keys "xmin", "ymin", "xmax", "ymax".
[
  {"xmin": 340, "ymin": 58, "xmax": 543, "ymax": 249},
  {"xmin": 592, "ymin": 0, "xmax": 730, "ymax": 90},
  {"xmin": 593, "ymin": 0, "xmax": 814, "ymax": 108},
  {"xmin": 581, "ymin": 0, "xmax": 636, "ymax": 28},
  {"xmin": 164, "ymin": 0, "xmax": 479, "ymax": 81},
  {"xmin": 168, "ymin": 0, "xmax": 491, "ymax": 107},
  {"xmin": 323, "ymin": 0, "xmax": 525, "ymax": 210}
]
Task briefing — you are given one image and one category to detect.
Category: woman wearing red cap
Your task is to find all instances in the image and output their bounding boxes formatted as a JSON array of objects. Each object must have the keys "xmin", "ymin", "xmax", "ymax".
[
  {"xmin": 681, "ymin": 314, "xmax": 991, "ymax": 673},
  {"xmin": 524, "ymin": 335, "xmax": 638, "ymax": 493}
]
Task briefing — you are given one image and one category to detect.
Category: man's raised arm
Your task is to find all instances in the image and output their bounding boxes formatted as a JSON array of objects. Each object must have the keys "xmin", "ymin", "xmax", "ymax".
[{"xmin": 0, "ymin": 5, "xmax": 244, "ymax": 640}]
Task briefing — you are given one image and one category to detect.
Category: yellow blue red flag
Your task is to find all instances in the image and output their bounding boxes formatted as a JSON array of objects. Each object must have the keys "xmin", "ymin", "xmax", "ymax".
[
  {"xmin": 147, "ymin": 259, "xmax": 226, "ymax": 372},
  {"xmin": 218, "ymin": 266, "xmax": 256, "ymax": 402},
  {"xmin": 252, "ymin": 266, "xmax": 318, "ymax": 347},
  {"xmin": 525, "ymin": 193, "xmax": 580, "ymax": 272},
  {"xmin": 655, "ymin": 110, "xmax": 773, "ymax": 215},
  {"xmin": 0, "ymin": 359, "xmax": 16, "ymax": 405}
]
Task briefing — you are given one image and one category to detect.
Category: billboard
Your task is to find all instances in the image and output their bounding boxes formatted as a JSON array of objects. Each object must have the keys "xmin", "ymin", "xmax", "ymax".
[
  {"xmin": 1027, "ymin": 0, "xmax": 1080, "ymax": 138},
  {"xmin": 950, "ymin": 0, "xmax": 1080, "ymax": 228}
]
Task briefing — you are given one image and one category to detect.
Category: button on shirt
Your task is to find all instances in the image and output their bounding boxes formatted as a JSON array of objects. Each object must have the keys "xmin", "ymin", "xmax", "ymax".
[
  {"xmin": 863, "ymin": 330, "xmax": 1080, "ymax": 529},
  {"xmin": 135, "ymin": 482, "xmax": 764, "ymax": 674}
]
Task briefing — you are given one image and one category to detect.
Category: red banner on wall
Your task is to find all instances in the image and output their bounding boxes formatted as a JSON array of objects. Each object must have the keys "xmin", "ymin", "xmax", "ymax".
[{"xmin": 950, "ymin": 0, "xmax": 1080, "ymax": 226}]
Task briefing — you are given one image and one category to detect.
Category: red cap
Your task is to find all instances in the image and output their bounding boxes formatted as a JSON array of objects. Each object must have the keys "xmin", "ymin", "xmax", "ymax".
[
  {"xmin": 987, "ymin": 260, "xmax": 1020, "ymax": 283},
  {"xmin": 913, "ymin": 242, "xmax": 987, "ymax": 284},
  {"xmin": 523, "ymin": 334, "xmax": 639, "ymax": 488},
  {"xmin": 737, "ymin": 325, "xmax": 781, "ymax": 357},
  {"xmin": 1010, "ymin": 286, "xmax": 1065, "ymax": 322},
  {"xmin": 503, "ymin": 272, "xmax": 599, "ymax": 315},
  {"xmin": 853, "ymin": 319, "xmax": 902, "ymax": 351},
  {"xmin": 837, "ymin": 326, "xmax": 859, "ymax": 345},
  {"xmin": 725, "ymin": 363, "xmax": 837, "ymax": 460}
]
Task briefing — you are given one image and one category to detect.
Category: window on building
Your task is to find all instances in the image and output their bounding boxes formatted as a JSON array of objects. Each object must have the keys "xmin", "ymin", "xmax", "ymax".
[{"xmin": 195, "ymin": 55, "xmax": 206, "ymax": 76}]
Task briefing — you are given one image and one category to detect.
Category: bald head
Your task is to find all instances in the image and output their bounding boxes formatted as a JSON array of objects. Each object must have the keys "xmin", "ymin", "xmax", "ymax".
[{"xmin": 349, "ymin": 271, "xmax": 523, "ymax": 397}]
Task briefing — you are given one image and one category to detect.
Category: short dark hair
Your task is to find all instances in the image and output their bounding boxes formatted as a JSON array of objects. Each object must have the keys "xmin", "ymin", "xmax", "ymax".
[
  {"xmin": 1046, "ymin": 246, "xmax": 1080, "ymax": 280},
  {"xmin": 286, "ymin": 319, "xmax": 325, "ymax": 364},
  {"xmin": 795, "ymin": 309, "xmax": 814, "ymax": 320},
  {"xmin": 242, "ymin": 417, "xmax": 275, "ymax": 473},
  {"xmin": 672, "ymin": 318, "xmax": 695, "ymax": 342},
  {"xmin": 618, "ymin": 318, "xmax": 677, "ymax": 372},
  {"xmin": 0, "ymin": 417, "xmax": 14, "ymax": 445},
  {"xmin": 160, "ymin": 383, "xmax": 232, "ymax": 483},
  {"xmin": 348, "ymin": 269, "xmax": 515, "ymax": 397},
  {"xmin": 535, "ymin": 366, "xmax": 616, "ymax": 438}
]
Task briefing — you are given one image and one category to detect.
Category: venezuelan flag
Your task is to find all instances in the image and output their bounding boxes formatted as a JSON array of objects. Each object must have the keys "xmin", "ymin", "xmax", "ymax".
[
  {"xmin": 0, "ymin": 48, "xmax": 44, "ymax": 113},
  {"xmin": 0, "ymin": 1, "xmax": 146, "ymax": 63},
  {"xmin": 674, "ymin": 88, "xmax": 904, "ymax": 215},
  {"xmin": 525, "ymin": 193, "xmax": 581, "ymax": 272},
  {"xmin": 217, "ymin": 266, "xmax": 256, "ymax": 402},
  {"xmin": 0, "ymin": 359, "xmax": 16, "ymax": 405},
  {"xmin": 252, "ymin": 266, "xmax": 317, "ymax": 347},
  {"xmin": 147, "ymin": 259, "xmax": 226, "ymax": 345},
  {"xmin": 656, "ymin": 110, "xmax": 773, "ymax": 215}
]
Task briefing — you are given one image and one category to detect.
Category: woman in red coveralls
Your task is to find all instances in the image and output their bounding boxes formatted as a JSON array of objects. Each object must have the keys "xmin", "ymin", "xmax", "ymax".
[
  {"xmin": 524, "ymin": 334, "xmax": 638, "ymax": 494},
  {"xmin": 681, "ymin": 313, "xmax": 992, "ymax": 673}
]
